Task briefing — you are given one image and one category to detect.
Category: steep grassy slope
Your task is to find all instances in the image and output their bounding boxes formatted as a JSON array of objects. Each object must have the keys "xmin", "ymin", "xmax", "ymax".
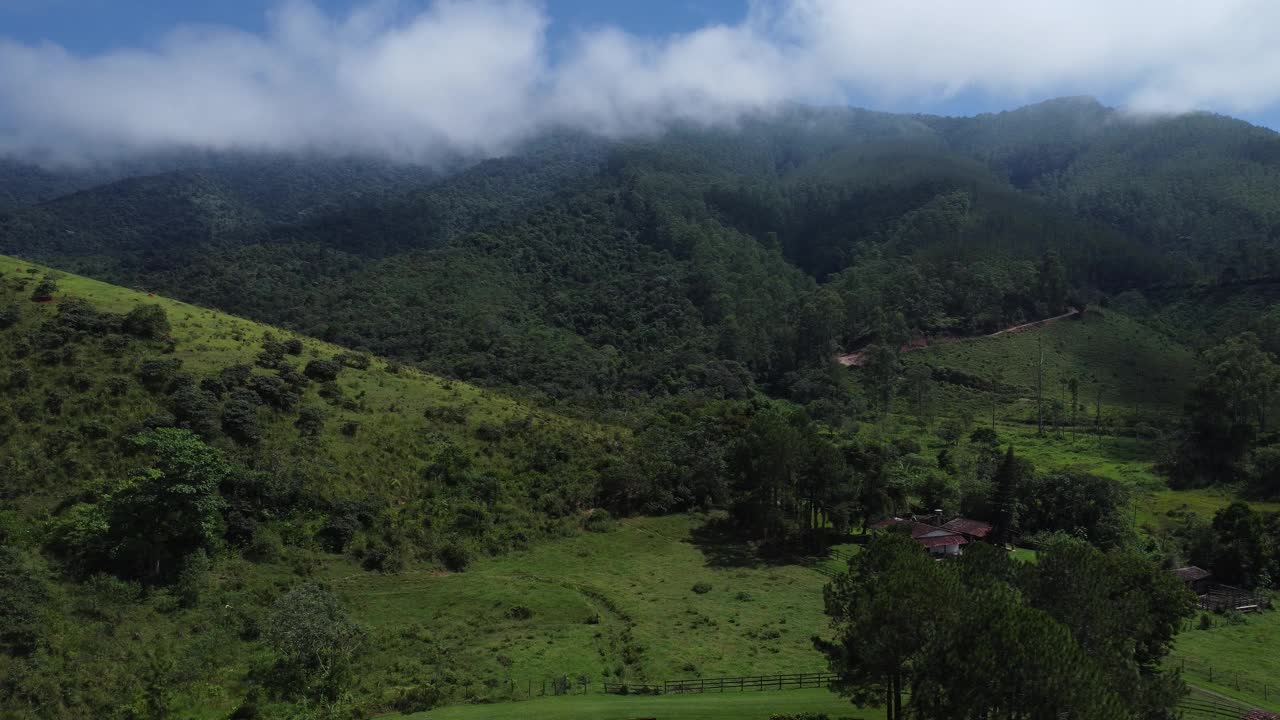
[
  {"xmin": 0, "ymin": 255, "xmax": 627, "ymax": 718},
  {"xmin": 901, "ymin": 307, "xmax": 1199, "ymax": 421}
]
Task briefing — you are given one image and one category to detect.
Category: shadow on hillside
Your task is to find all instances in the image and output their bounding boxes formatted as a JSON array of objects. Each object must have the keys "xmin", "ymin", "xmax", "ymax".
[{"xmin": 688, "ymin": 519, "xmax": 831, "ymax": 569}]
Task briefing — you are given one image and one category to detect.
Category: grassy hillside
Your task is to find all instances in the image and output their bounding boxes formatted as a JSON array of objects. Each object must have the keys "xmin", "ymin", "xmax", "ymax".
[
  {"xmin": 901, "ymin": 307, "xmax": 1199, "ymax": 421},
  {"xmin": 0, "ymin": 255, "xmax": 628, "ymax": 718}
]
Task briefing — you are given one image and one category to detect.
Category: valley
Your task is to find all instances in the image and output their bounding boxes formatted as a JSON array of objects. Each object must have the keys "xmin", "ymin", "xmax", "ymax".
[{"xmin": 2, "ymin": 97, "xmax": 1280, "ymax": 720}]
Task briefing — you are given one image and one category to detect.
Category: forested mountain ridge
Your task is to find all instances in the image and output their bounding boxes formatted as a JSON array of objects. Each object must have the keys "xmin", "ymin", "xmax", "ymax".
[{"xmin": 2, "ymin": 98, "xmax": 1279, "ymax": 415}]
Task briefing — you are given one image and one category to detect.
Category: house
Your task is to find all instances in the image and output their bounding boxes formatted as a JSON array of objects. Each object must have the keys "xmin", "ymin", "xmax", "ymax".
[
  {"xmin": 941, "ymin": 517, "xmax": 994, "ymax": 543},
  {"xmin": 911, "ymin": 524, "xmax": 967, "ymax": 557},
  {"xmin": 1174, "ymin": 566, "xmax": 1213, "ymax": 595},
  {"xmin": 871, "ymin": 517, "xmax": 968, "ymax": 557}
]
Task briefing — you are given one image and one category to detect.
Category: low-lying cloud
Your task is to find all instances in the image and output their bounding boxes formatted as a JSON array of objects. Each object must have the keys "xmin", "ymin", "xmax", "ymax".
[{"xmin": 2, "ymin": 0, "xmax": 1278, "ymax": 163}]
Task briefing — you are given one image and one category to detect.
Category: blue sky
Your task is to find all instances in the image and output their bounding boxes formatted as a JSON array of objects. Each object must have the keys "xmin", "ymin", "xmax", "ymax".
[{"xmin": 0, "ymin": 0, "xmax": 1276, "ymax": 161}]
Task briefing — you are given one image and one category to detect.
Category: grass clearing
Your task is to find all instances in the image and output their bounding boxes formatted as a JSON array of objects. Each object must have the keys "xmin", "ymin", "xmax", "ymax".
[
  {"xmin": 1174, "ymin": 607, "xmax": 1280, "ymax": 712},
  {"xmin": 333, "ymin": 515, "xmax": 836, "ymax": 703},
  {"xmin": 903, "ymin": 308, "xmax": 1198, "ymax": 420},
  {"xmin": 410, "ymin": 687, "xmax": 875, "ymax": 720}
]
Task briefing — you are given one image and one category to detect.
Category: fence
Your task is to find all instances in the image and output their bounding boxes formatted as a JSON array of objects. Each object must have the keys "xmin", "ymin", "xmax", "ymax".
[
  {"xmin": 1200, "ymin": 585, "xmax": 1272, "ymax": 613},
  {"xmin": 1178, "ymin": 690, "xmax": 1254, "ymax": 719},
  {"xmin": 1173, "ymin": 655, "xmax": 1276, "ymax": 704},
  {"xmin": 603, "ymin": 671, "xmax": 839, "ymax": 696}
]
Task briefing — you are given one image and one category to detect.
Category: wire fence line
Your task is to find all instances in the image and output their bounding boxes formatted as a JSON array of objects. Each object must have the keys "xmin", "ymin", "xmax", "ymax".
[
  {"xmin": 1173, "ymin": 655, "xmax": 1276, "ymax": 705},
  {"xmin": 602, "ymin": 671, "xmax": 839, "ymax": 695}
]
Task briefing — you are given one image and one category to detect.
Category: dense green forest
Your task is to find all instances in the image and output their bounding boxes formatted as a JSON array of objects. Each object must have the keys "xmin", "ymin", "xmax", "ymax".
[{"xmin": 4, "ymin": 98, "xmax": 1280, "ymax": 719}]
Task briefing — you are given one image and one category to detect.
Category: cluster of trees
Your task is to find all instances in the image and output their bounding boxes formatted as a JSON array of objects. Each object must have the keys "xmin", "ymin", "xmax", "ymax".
[
  {"xmin": 1166, "ymin": 332, "xmax": 1280, "ymax": 498},
  {"xmin": 817, "ymin": 533, "xmax": 1194, "ymax": 720},
  {"xmin": 1171, "ymin": 502, "xmax": 1280, "ymax": 590}
]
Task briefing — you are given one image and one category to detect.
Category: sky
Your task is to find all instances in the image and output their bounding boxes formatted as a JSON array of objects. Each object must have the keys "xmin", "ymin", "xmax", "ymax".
[{"xmin": 1, "ymin": 0, "xmax": 1279, "ymax": 164}]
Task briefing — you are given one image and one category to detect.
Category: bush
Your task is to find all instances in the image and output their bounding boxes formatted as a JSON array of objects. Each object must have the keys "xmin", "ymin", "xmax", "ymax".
[
  {"xmin": 304, "ymin": 359, "xmax": 342, "ymax": 382},
  {"xmin": 219, "ymin": 364, "xmax": 253, "ymax": 388},
  {"xmin": 222, "ymin": 390, "xmax": 263, "ymax": 445},
  {"xmin": 439, "ymin": 541, "xmax": 470, "ymax": 572},
  {"xmin": 970, "ymin": 427, "xmax": 1000, "ymax": 445},
  {"xmin": 263, "ymin": 583, "xmax": 366, "ymax": 700},
  {"xmin": 340, "ymin": 420, "xmax": 360, "ymax": 437},
  {"xmin": 138, "ymin": 358, "xmax": 184, "ymax": 392},
  {"xmin": 296, "ymin": 407, "xmax": 325, "ymax": 438},
  {"xmin": 104, "ymin": 376, "xmax": 130, "ymax": 397},
  {"xmin": 30, "ymin": 276, "xmax": 57, "ymax": 302},
  {"xmin": 583, "ymin": 509, "xmax": 616, "ymax": 533},
  {"xmin": 283, "ymin": 338, "xmax": 304, "ymax": 355},
  {"xmin": 691, "ymin": 582, "xmax": 712, "ymax": 594},
  {"xmin": 247, "ymin": 374, "xmax": 299, "ymax": 411},
  {"xmin": 0, "ymin": 303, "xmax": 21, "ymax": 329},
  {"xmin": 122, "ymin": 304, "xmax": 171, "ymax": 339},
  {"xmin": 334, "ymin": 352, "xmax": 371, "ymax": 370},
  {"xmin": 504, "ymin": 605, "xmax": 534, "ymax": 620}
]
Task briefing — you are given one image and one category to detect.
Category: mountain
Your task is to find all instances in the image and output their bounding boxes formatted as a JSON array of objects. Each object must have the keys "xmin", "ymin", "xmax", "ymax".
[{"xmin": 2, "ymin": 98, "xmax": 1279, "ymax": 414}]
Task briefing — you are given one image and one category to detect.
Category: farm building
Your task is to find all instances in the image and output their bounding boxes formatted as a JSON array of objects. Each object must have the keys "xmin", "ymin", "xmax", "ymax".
[
  {"xmin": 871, "ymin": 516, "xmax": 977, "ymax": 557},
  {"xmin": 1173, "ymin": 566, "xmax": 1213, "ymax": 595}
]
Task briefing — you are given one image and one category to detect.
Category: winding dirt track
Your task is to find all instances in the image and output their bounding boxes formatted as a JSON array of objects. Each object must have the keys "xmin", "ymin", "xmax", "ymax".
[{"xmin": 837, "ymin": 308, "xmax": 1081, "ymax": 367}]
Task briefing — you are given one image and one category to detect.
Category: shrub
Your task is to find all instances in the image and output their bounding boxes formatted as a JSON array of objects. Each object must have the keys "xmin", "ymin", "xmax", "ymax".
[
  {"xmin": 691, "ymin": 582, "xmax": 712, "ymax": 594},
  {"xmin": 340, "ymin": 420, "xmax": 360, "ymax": 437},
  {"xmin": 247, "ymin": 374, "xmax": 299, "ymax": 411},
  {"xmin": 295, "ymin": 407, "xmax": 325, "ymax": 438},
  {"xmin": 170, "ymin": 385, "xmax": 219, "ymax": 437},
  {"xmin": 439, "ymin": 540, "xmax": 470, "ymax": 572},
  {"xmin": 30, "ymin": 276, "xmax": 57, "ymax": 302},
  {"xmin": 583, "ymin": 509, "xmax": 616, "ymax": 533},
  {"xmin": 122, "ymin": 304, "xmax": 171, "ymax": 339},
  {"xmin": 283, "ymin": 338, "xmax": 304, "ymax": 355},
  {"xmin": 334, "ymin": 352, "xmax": 371, "ymax": 370},
  {"xmin": 44, "ymin": 389, "xmax": 68, "ymax": 415},
  {"xmin": 6, "ymin": 367, "xmax": 30, "ymax": 391},
  {"xmin": 318, "ymin": 513, "xmax": 359, "ymax": 554},
  {"xmin": 138, "ymin": 358, "xmax": 184, "ymax": 392},
  {"xmin": 104, "ymin": 376, "xmax": 130, "ymax": 397},
  {"xmin": 219, "ymin": 364, "xmax": 253, "ymax": 388},
  {"xmin": 304, "ymin": 359, "xmax": 342, "ymax": 382},
  {"xmin": 263, "ymin": 583, "xmax": 366, "ymax": 700},
  {"xmin": 970, "ymin": 427, "xmax": 1000, "ymax": 445},
  {"xmin": 504, "ymin": 605, "xmax": 534, "ymax": 621},
  {"xmin": 735, "ymin": 591, "xmax": 754, "ymax": 602},
  {"xmin": 0, "ymin": 303, "xmax": 21, "ymax": 329},
  {"xmin": 222, "ymin": 390, "xmax": 263, "ymax": 445}
]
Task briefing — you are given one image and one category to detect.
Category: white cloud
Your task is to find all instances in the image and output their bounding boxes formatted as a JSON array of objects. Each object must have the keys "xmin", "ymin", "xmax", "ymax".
[{"xmin": 1, "ymin": 0, "xmax": 1278, "ymax": 163}]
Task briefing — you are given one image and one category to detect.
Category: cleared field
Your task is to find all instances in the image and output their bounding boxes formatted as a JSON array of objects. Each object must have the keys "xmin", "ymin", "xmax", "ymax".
[
  {"xmin": 333, "ymin": 514, "xmax": 838, "ymax": 707},
  {"xmin": 412, "ymin": 688, "xmax": 875, "ymax": 720},
  {"xmin": 902, "ymin": 307, "xmax": 1199, "ymax": 419},
  {"xmin": 1175, "ymin": 607, "xmax": 1280, "ymax": 712}
]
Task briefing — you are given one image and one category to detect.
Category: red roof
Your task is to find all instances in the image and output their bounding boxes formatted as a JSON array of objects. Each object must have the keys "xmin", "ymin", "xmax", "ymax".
[
  {"xmin": 942, "ymin": 518, "xmax": 993, "ymax": 538},
  {"xmin": 918, "ymin": 534, "xmax": 968, "ymax": 548}
]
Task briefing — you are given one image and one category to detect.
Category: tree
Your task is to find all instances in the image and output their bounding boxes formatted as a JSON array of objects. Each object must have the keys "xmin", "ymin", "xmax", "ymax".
[
  {"xmin": 1172, "ymin": 333, "xmax": 1280, "ymax": 486},
  {"xmin": 991, "ymin": 446, "xmax": 1024, "ymax": 545},
  {"xmin": 1208, "ymin": 502, "xmax": 1274, "ymax": 588},
  {"xmin": 1017, "ymin": 470, "xmax": 1131, "ymax": 548},
  {"xmin": 52, "ymin": 429, "xmax": 230, "ymax": 579},
  {"xmin": 1022, "ymin": 535, "xmax": 1193, "ymax": 717},
  {"xmin": 263, "ymin": 583, "xmax": 366, "ymax": 701},
  {"xmin": 816, "ymin": 533, "xmax": 957, "ymax": 720},
  {"xmin": 122, "ymin": 304, "xmax": 171, "ymax": 339}
]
